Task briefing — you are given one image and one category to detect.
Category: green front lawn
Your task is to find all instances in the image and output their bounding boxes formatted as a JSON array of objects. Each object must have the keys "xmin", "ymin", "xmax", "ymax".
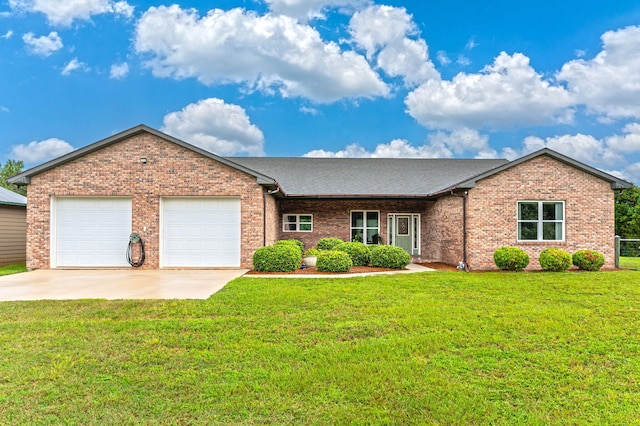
[
  {"xmin": 1, "ymin": 271, "xmax": 639, "ymax": 423},
  {"xmin": 0, "ymin": 263, "xmax": 26, "ymax": 276},
  {"xmin": 620, "ymin": 256, "xmax": 640, "ymax": 270}
]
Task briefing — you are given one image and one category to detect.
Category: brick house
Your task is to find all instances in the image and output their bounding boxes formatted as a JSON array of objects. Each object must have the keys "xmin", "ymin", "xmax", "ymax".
[{"xmin": 9, "ymin": 124, "xmax": 632, "ymax": 270}]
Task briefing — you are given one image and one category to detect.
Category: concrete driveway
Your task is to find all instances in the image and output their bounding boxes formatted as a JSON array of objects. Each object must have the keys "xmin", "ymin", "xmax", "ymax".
[{"xmin": 0, "ymin": 269, "xmax": 248, "ymax": 301}]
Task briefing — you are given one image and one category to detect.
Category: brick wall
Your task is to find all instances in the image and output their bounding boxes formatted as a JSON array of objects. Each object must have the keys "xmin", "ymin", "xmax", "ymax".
[
  {"xmin": 423, "ymin": 196, "xmax": 464, "ymax": 265},
  {"xmin": 278, "ymin": 199, "xmax": 429, "ymax": 256},
  {"xmin": 264, "ymin": 191, "xmax": 279, "ymax": 246},
  {"xmin": 26, "ymin": 132, "xmax": 265, "ymax": 269},
  {"xmin": 466, "ymin": 155, "xmax": 616, "ymax": 269}
]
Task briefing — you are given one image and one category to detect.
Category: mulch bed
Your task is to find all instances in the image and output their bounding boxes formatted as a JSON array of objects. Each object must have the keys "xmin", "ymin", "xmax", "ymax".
[{"xmin": 245, "ymin": 265, "xmax": 403, "ymax": 275}]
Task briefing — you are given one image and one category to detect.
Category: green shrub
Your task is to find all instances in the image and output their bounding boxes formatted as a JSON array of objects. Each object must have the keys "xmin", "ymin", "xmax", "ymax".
[
  {"xmin": 493, "ymin": 246, "xmax": 530, "ymax": 271},
  {"xmin": 539, "ymin": 248, "xmax": 572, "ymax": 272},
  {"xmin": 316, "ymin": 250, "xmax": 353, "ymax": 272},
  {"xmin": 572, "ymin": 250, "xmax": 605, "ymax": 271},
  {"xmin": 369, "ymin": 245, "xmax": 411, "ymax": 269},
  {"xmin": 316, "ymin": 238, "xmax": 344, "ymax": 251},
  {"xmin": 303, "ymin": 247, "xmax": 320, "ymax": 257},
  {"xmin": 275, "ymin": 239, "xmax": 304, "ymax": 255},
  {"xmin": 334, "ymin": 241, "xmax": 370, "ymax": 266},
  {"xmin": 253, "ymin": 244, "xmax": 302, "ymax": 272}
]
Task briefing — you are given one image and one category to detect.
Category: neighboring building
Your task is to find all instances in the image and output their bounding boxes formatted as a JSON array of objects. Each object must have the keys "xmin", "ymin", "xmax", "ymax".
[
  {"xmin": 8, "ymin": 125, "xmax": 632, "ymax": 270},
  {"xmin": 0, "ymin": 186, "xmax": 27, "ymax": 266}
]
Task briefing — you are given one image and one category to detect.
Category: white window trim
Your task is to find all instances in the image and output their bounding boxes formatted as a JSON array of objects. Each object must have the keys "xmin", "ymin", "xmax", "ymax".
[
  {"xmin": 350, "ymin": 210, "xmax": 380, "ymax": 245},
  {"xmin": 282, "ymin": 214, "xmax": 313, "ymax": 232},
  {"xmin": 517, "ymin": 201, "xmax": 565, "ymax": 242}
]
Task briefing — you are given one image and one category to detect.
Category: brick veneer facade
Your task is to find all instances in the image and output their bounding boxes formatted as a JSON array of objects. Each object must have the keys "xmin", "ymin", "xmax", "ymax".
[
  {"xmin": 423, "ymin": 195, "xmax": 465, "ymax": 266},
  {"xmin": 25, "ymin": 133, "xmax": 268, "ymax": 269},
  {"xmin": 466, "ymin": 155, "xmax": 616, "ymax": 269},
  {"xmin": 279, "ymin": 199, "xmax": 430, "ymax": 260},
  {"xmin": 23, "ymin": 131, "xmax": 620, "ymax": 271}
]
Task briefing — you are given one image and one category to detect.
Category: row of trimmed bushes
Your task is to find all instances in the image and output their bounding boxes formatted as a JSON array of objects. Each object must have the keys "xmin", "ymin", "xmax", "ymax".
[
  {"xmin": 493, "ymin": 246, "xmax": 605, "ymax": 272},
  {"xmin": 253, "ymin": 237, "xmax": 411, "ymax": 272}
]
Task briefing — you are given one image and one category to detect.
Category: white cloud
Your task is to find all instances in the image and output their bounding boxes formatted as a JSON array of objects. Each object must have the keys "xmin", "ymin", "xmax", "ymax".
[
  {"xmin": 518, "ymin": 123, "xmax": 640, "ymax": 166},
  {"xmin": 300, "ymin": 106, "xmax": 320, "ymax": 115},
  {"xmin": 109, "ymin": 62, "xmax": 129, "ymax": 79},
  {"xmin": 605, "ymin": 123, "xmax": 640, "ymax": 154},
  {"xmin": 161, "ymin": 98, "xmax": 265, "ymax": 156},
  {"xmin": 406, "ymin": 52, "xmax": 574, "ymax": 130},
  {"xmin": 512, "ymin": 130, "xmax": 640, "ymax": 184},
  {"xmin": 10, "ymin": 138, "xmax": 74, "ymax": 163},
  {"xmin": 456, "ymin": 55, "xmax": 470, "ymax": 66},
  {"xmin": 9, "ymin": 0, "xmax": 134, "ymax": 27},
  {"xmin": 264, "ymin": 0, "xmax": 370, "ymax": 22},
  {"xmin": 558, "ymin": 25, "xmax": 640, "ymax": 121},
  {"xmin": 304, "ymin": 128, "xmax": 493, "ymax": 159},
  {"xmin": 465, "ymin": 38, "xmax": 478, "ymax": 50},
  {"xmin": 61, "ymin": 58, "xmax": 88, "ymax": 75},
  {"xmin": 521, "ymin": 133, "xmax": 618, "ymax": 165},
  {"xmin": 621, "ymin": 162, "xmax": 640, "ymax": 185},
  {"xmin": 22, "ymin": 31, "xmax": 62, "ymax": 56},
  {"xmin": 134, "ymin": 5, "xmax": 388, "ymax": 103},
  {"xmin": 436, "ymin": 50, "xmax": 450, "ymax": 66},
  {"xmin": 349, "ymin": 5, "xmax": 438, "ymax": 86},
  {"xmin": 0, "ymin": 106, "xmax": 9, "ymax": 112},
  {"xmin": 2, "ymin": 30, "xmax": 13, "ymax": 39}
]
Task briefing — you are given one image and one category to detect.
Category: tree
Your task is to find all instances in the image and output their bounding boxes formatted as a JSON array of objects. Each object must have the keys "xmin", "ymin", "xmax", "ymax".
[
  {"xmin": 0, "ymin": 159, "xmax": 26, "ymax": 195},
  {"xmin": 615, "ymin": 186, "xmax": 640, "ymax": 238}
]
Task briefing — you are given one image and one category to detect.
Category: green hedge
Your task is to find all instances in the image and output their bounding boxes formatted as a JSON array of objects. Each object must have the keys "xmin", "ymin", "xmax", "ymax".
[
  {"xmin": 539, "ymin": 248, "xmax": 572, "ymax": 272},
  {"xmin": 317, "ymin": 238, "xmax": 344, "ymax": 251},
  {"xmin": 274, "ymin": 239, "xmax": 304, "ymax": 255},
  {"xmin": 316, "ymin": 250, "xmax": 353, "ymax": 272},
  {"xmin": 572, "ymin": 250, "xmax": 605, "ymax": 271},
  {"xmin": 369, "ymin": 245, "xmax": 411, "ymax": 269},
  {"xmin": 334, "ymin": 241, "xmax": 370, "ymax": 266},
  {"xmin": 493, "ymin": 246, "xmax": 529, "ymax": 271},
  {"xmin": 253, "ymin": 244, "xmax": 302, "ymax": 272}
]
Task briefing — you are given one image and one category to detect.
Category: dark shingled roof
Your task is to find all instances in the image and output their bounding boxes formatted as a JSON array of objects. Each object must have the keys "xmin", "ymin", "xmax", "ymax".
[
  {"xmin": 227, "ymin": 157, "xmax": 509, "ymax": 197},
  {"xmin": 0, "ymin": 186, "xmax": 26, "ymax": 206}
]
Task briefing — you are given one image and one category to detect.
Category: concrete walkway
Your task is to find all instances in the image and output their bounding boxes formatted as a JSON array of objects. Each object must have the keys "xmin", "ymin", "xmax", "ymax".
[
  {"xmin": 247, "ymin": 262, "xmax": 434, "ymax": 278},
  {"xmin": 0, "ymin": 269, "xmax": 248, "ymax": 301}
]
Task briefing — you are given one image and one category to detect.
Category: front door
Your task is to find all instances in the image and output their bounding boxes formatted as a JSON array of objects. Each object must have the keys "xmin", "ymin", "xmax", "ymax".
[{"xmin": 388, "ymin": 214, "xmax": 420, "ymax": 255}]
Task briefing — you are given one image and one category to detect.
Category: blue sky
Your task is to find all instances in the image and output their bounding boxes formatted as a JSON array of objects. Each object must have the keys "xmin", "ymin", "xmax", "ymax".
[{"xmin": 2, "ymin": 0, "xmax": 640, "ymax": 184}]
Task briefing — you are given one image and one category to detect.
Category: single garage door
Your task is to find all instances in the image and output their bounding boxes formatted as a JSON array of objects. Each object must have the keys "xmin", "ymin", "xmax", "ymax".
[
  {"xmin": 162, "ymin": 197, "xmax": 241, "ymax": 267},
  {"xmin": 54, "ymin": 197, "xmax": 132, "ymax": 267}
]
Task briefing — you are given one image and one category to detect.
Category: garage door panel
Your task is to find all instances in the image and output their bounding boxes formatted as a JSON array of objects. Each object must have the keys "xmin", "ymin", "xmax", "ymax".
[
  {"xmin": 55, "ymin": 197, "xmax": 131, "ymax": 267},
  {"xmin": 162, "ymin": 197, "xmax": 241, "ymax": 267}
]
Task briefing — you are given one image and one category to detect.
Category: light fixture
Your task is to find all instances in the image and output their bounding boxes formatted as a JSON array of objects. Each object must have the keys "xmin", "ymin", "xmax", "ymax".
[{"xmin": 140, "ymin": 157, "xmax": 147, "ymax": 164}]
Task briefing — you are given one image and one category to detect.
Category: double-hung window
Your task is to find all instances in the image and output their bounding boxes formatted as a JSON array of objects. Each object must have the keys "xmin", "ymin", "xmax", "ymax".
[
  {"xmin": 283, "ymin": 214, "xmax": 313, "ymax": 232},
  {"xmin": 517, "ymin": 201, "xmax": 564, "ymax": 241},
  {"xmin": 351, "ymin": 211, "xmax": 379, "ymax": 244}
]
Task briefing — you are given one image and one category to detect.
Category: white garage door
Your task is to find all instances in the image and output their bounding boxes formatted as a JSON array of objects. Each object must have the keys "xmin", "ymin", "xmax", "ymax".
[
  {"xmin": 54, "ymin": 197, "xmax": 132, "ymax": 267},
  {"xmin": 162, "ymin": 197, "xmax": 241, "ymax": 267}
]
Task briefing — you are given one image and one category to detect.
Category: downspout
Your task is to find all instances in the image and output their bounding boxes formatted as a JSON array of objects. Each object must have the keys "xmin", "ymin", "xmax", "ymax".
[{"xmin": 451, "ymin": 190, "xmax": 469, "ymax": 272}]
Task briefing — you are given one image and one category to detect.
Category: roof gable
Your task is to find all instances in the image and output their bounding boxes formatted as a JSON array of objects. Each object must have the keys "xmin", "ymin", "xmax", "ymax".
[
  {"xmin": 454, "ymin": 148, "xmax": 633, "ymax": 190},
  {"xmin": 8, "ymin": 125, "xmax": 276, "ymax": 186}
]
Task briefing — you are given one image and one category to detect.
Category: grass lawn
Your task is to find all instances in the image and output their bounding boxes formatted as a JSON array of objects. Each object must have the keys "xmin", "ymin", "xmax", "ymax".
[
  {"xmin": 1, "ymin": 271, "xmax": 639, "ymax": 424},
  {"xmin": 0, "ymin": 263, "xmax": 27, "ymax": 276},
  {"xmin": 620, "ymin": 256, "xmax": 640, "ymax": 270}
]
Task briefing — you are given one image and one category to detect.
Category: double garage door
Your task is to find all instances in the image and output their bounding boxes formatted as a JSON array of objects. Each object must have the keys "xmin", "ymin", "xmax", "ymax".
[{"xmin": 53, "ymin": 197, "xmax": 241, "ymax": 268}]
